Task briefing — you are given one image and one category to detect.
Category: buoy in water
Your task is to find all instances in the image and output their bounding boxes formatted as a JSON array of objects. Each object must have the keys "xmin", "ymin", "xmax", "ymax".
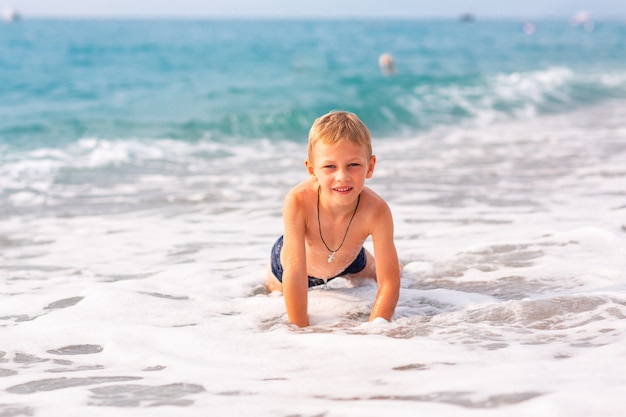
[{"xmin": 378, "ymin": 53, "xmax": 395, "ymax": 76}]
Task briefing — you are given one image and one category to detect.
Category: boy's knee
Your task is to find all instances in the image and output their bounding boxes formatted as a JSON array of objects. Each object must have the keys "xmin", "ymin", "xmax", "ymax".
[{"xmin": 265, "ymin": 265, "xmax": 283, "ymax": 293}]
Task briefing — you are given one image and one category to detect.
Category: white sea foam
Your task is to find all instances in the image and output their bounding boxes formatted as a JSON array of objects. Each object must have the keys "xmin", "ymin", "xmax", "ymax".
[
  {"xmin": 1, "ymin": 102, "xmax": 626, "ymax": 416},
  {"xmin": 407, "ymin": 67, "xmax": 626, "ymax": 130}
]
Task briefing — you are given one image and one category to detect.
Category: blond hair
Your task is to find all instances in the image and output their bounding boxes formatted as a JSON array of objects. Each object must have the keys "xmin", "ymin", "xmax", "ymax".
[{"xmin": 308, "ymin": 111, "xmax": 372, "ymax": 161}]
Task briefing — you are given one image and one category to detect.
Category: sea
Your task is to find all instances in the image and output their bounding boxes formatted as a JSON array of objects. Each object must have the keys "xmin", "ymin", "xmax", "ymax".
[{"xmin": 1, "ymin": 18, "xmax": 626, "ymax": 416}]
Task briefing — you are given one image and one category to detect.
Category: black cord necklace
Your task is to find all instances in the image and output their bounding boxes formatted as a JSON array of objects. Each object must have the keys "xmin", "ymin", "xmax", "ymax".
[{"xmin": 317, "ymin": 186, "xmax": 361, "ymax": 263}]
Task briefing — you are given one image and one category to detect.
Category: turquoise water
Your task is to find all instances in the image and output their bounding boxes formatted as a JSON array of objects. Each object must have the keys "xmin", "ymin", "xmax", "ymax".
[{"xmin": 2, "ymin": 19, "xmax": 625, "ymax": 148}]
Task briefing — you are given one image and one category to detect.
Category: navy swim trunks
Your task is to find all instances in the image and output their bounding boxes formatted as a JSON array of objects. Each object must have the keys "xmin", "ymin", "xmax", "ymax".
[{"xmin": 270, "ymin": 235, "xmax": 367, "ymax": 287}]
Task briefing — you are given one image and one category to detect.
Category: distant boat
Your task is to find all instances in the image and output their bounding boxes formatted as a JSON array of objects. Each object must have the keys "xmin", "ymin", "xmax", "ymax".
[
  {"xmin": 569, "ymin": 11, "xmax": 594, "ymax": 31},
  {"xmin": 459, "ymin": 13, "xmax": 475, "ymax": 23},
  {"xmin": 1, "ymin": 7, "xmax": 21, "ymax": 23}
]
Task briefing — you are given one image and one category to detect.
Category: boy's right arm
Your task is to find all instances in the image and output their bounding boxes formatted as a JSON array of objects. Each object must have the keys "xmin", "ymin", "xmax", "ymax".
[{"xmin": 281, "ymin": 191, "xmax": 310, "ymax": 327}]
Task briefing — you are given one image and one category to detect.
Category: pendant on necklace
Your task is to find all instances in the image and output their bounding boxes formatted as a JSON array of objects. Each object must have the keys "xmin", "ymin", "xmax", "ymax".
[{"xmin": 327, "ymin": 251, "xmax": 336, "ymax": 263}]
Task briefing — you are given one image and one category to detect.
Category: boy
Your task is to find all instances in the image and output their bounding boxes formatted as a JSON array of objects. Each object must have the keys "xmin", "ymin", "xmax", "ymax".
[{"xmin": 266, "ymin": 111, "xmax": 400, "ymax": 327}]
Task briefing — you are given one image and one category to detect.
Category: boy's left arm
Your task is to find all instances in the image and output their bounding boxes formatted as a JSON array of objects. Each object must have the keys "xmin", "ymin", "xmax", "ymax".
[{"xmin": 369, "ymin": 202, "xmax": 400, "ymax": 322}]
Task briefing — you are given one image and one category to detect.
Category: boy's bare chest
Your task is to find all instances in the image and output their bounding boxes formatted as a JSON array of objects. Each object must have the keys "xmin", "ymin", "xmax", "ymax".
[{"xmin": 304, "ymin": 219, "xmax": 368, "ymax": 279}]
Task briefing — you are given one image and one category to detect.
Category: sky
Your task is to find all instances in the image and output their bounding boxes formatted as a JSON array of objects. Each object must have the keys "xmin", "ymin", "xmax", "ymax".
[{"xmin": 3, "ymin": 0, "xmax": 626, "ymax": 20}]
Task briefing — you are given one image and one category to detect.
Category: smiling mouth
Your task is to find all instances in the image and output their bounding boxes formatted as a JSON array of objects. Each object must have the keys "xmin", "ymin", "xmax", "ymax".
[{"xmin": 333, "ymin": 186, "xmax": 353, "ymax": 192}]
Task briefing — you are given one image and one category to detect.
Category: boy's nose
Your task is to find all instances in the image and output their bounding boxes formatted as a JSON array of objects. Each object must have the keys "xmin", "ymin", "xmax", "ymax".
[{"xmin": 336, "ymin": 168, "xmax": 351, "ymax": 181}]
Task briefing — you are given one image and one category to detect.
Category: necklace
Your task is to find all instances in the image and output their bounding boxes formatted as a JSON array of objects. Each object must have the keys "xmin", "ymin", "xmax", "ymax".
[{"xmin": 317, "ymin": 186, "xmax": 361, "ymax": 263}]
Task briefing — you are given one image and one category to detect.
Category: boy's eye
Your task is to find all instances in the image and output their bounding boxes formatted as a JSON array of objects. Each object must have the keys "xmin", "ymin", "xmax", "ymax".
[
  {"xmin": 349, "ymin": 163, "xmax": 361, "ymax": 167},
  {"xmin": 324, "ymin": 165, "xmax": 335, "ymax": 169}
]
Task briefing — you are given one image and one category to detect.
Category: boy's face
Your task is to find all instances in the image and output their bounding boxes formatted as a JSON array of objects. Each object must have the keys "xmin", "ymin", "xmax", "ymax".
[{"xmin": 305, "ymin": 140, "xmax": 375, "ymax": 205}]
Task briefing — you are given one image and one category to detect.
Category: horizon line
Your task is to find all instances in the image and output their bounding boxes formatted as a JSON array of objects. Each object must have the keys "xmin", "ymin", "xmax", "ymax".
[{"xmin": 6, "ymin": 14, "xmax": 626, "ymax": 22}]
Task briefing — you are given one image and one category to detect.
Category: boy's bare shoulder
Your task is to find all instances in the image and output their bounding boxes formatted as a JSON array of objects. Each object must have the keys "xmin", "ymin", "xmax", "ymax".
[
  {"xmin": 362, "ymin": 186, "xmax": 391, "ymax": 214},
  {"xmin": 284, "ymin": 178, "xmax": 317, "ymax": 206}
]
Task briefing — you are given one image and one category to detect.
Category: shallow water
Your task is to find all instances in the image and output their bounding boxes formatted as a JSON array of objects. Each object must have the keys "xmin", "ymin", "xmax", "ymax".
[{"xmin": 2, "ymin": 101, "xmax": 626, "ymax": 416}]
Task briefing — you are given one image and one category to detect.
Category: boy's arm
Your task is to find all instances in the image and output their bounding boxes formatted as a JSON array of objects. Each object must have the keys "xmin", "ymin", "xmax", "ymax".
[
  {"xmin": 369, "ymin": 201, "xmax": 400, "ymax": 322},
  {"xmin": 281, "ymin": 191, "xmax": 310, "ymax": 327}
]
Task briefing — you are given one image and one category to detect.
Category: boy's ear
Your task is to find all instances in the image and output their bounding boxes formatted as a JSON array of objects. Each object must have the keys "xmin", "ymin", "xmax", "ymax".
[
  {"xmin": 304, "ymin": 159, "xmax": 317, "ymax": 179},
  {"xmin": 366, "ymin": 155, "xmax": 376, "ymax": 179}
]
